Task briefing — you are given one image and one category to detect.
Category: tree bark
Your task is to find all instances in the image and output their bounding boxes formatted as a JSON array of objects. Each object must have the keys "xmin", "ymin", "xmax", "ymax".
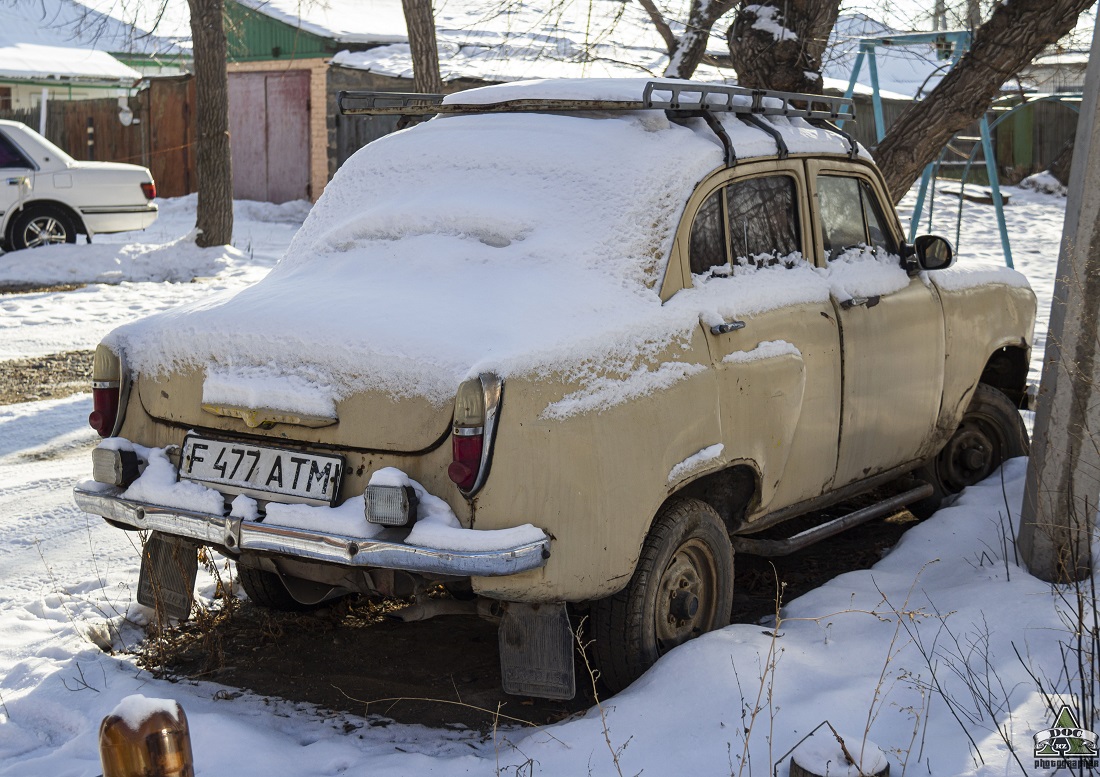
[
  {"xmin": 663, "ymin": 0, "xmax": 736, "ymax": 79},
  {"xmin": 726, "ymin": 0, "xmax": 841, "ymax": 94},
  {"xmin": 187, "ymin": 0, "xmax": 233, "ymax": 247},
  {"xmin": 401, "ymin": 0, "xmax": 443, "ymax": 94},
  {"xmin": 1018, "ymin": 21, "xmax": 1100, "ymax": 583},
  {"xmin": 1051, "ymin": 138, "xmax": 1076, "ymax": 186},
  {"xmin": 875, "ymin": 0, "xmax": 1095, "ymax": 203}
]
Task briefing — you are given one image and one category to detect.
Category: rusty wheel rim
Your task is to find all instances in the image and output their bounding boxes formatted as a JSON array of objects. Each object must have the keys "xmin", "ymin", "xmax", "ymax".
[{"xmin": 654, "ymin": 538, "xmax": 720, "ymax": 654}]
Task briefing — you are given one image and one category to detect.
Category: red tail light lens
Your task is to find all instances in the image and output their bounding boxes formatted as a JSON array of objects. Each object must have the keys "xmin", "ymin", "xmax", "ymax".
[
  {"xmin": 448, "ymin": 375, "xmax": 501, "ymax": 495},
  {"xmin": 89, "ymin": 344, "xmax": 124, "ymax": 437},
  {"xmin": 141, "ymin": 182, "xmax": 156, "ymax": 200},
  {"xmin": 448, "ymin": 433, "xmax": 483, "ymax": 490},
  {"xmin": 89, "ymin": 384, "xmax": 119, "ymax": 437}
]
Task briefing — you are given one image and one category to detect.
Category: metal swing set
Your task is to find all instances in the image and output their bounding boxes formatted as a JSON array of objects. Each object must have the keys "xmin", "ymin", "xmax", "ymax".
[{"xmin": 839, "ymin": 29, "xmax": 1083, "ymax": 269}]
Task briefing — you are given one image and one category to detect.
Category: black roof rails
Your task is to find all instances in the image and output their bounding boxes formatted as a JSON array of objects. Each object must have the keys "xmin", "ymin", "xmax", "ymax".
[{"xmin": 338, "ymin": 81, "xmax": 855, "ymax": 124}]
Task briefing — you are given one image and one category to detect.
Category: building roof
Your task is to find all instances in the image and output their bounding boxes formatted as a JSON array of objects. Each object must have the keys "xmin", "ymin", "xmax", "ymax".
[
  {"xmin": 235, "ymin": 0, "xmax": 407, "ymax": 45},
  {"xmin": 821, "ymin": 14, "xmax": 949, "ymax": 99},
  {"xmin": 0, "ymin": 0, "xmax": 192, "ymax": 83},
  {"xmin": 2, "ymin": 0, "xmax": 187, "ymax": 58},
  {"xmin": 239, "ymin": 0, "xmax": 948, "ymax": 96},
  {"xmin": 327, "ymin": 0, "xmax": 731, "ymax": 82},
  {"xmin": 0, "ymin": 42, "xmax": 140, "ymax": 82}
]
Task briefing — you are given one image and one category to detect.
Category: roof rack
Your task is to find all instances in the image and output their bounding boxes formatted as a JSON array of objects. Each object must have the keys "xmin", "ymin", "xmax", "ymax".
[{"xmin": 338, "ymin": 81, "xmax": 855, "ymax": 124}]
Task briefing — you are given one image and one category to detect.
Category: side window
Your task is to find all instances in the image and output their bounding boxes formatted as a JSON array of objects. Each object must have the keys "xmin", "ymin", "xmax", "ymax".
[
  {"xmin": 0, "ymin": 132, "xmax": 30, "ymax": 169},
  {"xmin": 727, "ymin": 176, "xmax": 800, "ymax": 266},
  {"xmin": 860, "ymin": 180, "xmax": 895, "ymax": 254},
  {"xmin": 688, "ymin": 175, "xmax": 802, "ymax": 278},
  {"xmin": 689, "ymin": 189, "xmax": 727, "ymax": 275},
  {"xmin": 818, "ymin": 175, "xmax": 897, "ymax": 260}
]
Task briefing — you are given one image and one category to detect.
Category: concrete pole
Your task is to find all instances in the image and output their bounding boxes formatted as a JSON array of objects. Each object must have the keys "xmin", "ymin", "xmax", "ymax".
[
  {"xmin": 1018, "ymin": 22, "xmax": 1100, "ymax": 583},
  {"xmin": 39, "ymin": 87, "xmax": 47, "ymax": 135}
]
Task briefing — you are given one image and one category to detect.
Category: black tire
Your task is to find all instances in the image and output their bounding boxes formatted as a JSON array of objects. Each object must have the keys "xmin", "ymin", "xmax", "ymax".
[
  {"xmin": 590, "ymin": 498, "xmax": 734, "ymax": 695},
  {"xmin": 909, "ymin": 384, "xmax": 1029, "ymax": 519},
  {"xmin": 9, "ymin": 205, "xmax": 78, "ymax": 250},
  {"xmin": 237, "ymin": 564, "xmax": 328, "ymax": 613}
]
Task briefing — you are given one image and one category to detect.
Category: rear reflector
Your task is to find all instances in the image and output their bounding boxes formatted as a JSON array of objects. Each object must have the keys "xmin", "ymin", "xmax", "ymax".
[{"xmin": 141, "ymin": 181, "xmax": 156, "ymax": 200}]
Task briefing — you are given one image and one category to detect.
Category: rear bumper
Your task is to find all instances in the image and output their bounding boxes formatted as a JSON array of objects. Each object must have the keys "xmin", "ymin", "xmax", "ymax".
[
  {"xmin": 74, "ymin": 485, "xmax": 550, "ymax": 578},
  {"xmin": 80, "ymin": 204, "xmax": 158, "ymax": 235}
]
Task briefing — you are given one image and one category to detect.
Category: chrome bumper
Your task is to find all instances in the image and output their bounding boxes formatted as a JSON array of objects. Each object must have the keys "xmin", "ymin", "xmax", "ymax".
[{"xmin": 74, "ymin": 485, "xmax": 550, "ymax": 578}]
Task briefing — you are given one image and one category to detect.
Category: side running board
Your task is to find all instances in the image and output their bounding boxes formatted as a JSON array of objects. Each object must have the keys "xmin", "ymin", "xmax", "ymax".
[{"xmin": 731, "ymin": 484, "xmax": 933, "ymax": 557}]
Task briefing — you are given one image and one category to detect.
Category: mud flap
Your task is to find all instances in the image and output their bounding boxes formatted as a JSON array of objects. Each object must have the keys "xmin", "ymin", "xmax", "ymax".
[
  {"xmin": 137, "ymin": 532, "xmax": 198, "ymax": 622},
  {"xmin": 498, "ymin": 602, "xmax": 575, "ymax": 700}
]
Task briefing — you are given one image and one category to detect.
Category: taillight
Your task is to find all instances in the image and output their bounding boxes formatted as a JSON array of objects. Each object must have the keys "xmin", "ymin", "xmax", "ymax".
[
  {"xmin": 448, "ymin": 378, "xmax": 485, "ymax": 489},
  {"xmin": 89, "ymin": 344, "xmax": 124, "ymax": 437},
  {"xmin": 141, "ymin": 181, "xmax": 156, "ymax": 200},
  {"xmin": 447, "ymin": 375, "xmax": 502, "ymax": 493},
  {"xmin": 449, "ymin": 431, "xmax": 483, "ymax": 490}
]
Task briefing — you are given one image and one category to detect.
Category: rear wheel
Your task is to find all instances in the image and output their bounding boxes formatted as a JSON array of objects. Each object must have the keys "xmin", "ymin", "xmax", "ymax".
[
  {"xmin": 9, "ymin": 205, "xmax": 78, "ymax": 250},
  {"xmin": 909, "ymin": 384, "xmax": 1029, "ymax": 519},
  {"xmin": 237, "ymin": 564, "xmax": 331, "ymax": 612},
  {"xmin": 590, "ymin": 498, "xmax": 734, "ymax": 694}
]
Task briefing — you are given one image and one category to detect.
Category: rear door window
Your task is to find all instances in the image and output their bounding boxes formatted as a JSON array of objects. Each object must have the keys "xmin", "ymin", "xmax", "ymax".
[{"xmin": 688, "ymin": 175, "xmax": 802, "ymax": 278}]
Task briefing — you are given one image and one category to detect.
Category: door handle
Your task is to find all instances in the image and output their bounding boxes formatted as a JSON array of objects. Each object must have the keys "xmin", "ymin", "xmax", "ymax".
[
  {"xmin": 840, "ymin": 295, "xmax": 880, "ymax": 310},
  {"xmin": 6, "ymin": 176, "xmax": 27, "ymax": 186},
  {"xmin": 710, "ymin": 319, "xmax": 746, "ymax": 335}
]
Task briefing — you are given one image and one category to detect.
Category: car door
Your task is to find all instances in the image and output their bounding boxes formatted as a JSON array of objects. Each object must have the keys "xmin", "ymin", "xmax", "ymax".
[
  {"xmin": 807, "ymin": 159, "xmax": 946, "ymax": 487},
  {"xmin": 681, "ymin": 161, "xmax": 842, "ymax": 514},
  {"xmin": 0, "ymin": 128, "xmax": 33, "ymax": 229}
]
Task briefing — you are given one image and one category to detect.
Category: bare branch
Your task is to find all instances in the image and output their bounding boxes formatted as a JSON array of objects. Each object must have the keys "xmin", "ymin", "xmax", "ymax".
[{"xmin": 635, "ymin": 0, "xmax": 676, "ymax": 54}]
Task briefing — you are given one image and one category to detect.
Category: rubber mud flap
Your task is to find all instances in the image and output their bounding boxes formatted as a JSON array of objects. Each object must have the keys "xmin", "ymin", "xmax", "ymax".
[
  {"xmin": 498, "ymin": 602, "xmax": 575, "ymax": 700},
  {"xmin": 137, "ymin": 532, "xmax": 198, "ymax": 621}
]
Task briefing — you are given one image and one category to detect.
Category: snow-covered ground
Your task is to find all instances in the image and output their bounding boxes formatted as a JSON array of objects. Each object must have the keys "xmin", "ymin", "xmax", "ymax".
[{"xmin": 0, "ymin": 181, "xmax": 1085, "ymax": 776}]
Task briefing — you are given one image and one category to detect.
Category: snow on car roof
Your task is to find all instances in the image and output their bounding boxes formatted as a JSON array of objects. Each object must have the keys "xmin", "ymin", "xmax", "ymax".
[{"xmin": 107, "ymin": 80, "xmax": 860, "ymax": 410}]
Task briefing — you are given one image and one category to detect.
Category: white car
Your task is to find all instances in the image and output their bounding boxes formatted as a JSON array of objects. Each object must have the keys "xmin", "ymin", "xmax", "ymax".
[{"xmin": 0, "ymin": 120, "xmax": 157, "ymax": 250}]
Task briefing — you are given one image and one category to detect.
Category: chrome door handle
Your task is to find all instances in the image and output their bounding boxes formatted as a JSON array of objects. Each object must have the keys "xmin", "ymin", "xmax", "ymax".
[
  {"xmin": 840, "ymin": 295, "xmax": 881, "ymax": 310},
  {"xmin": 710, "ymin": 319, "xmax": 746, "ymax": 335}
]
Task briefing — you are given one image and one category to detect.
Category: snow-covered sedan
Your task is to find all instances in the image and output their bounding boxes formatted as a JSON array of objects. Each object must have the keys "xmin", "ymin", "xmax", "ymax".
[
  {"xmin": 74, "ymin": 79, "xmax": 1034, "ymax": 700},
  {"xmin": 0, "ymin": 120, "xmax": 157, "ymax": 250}
]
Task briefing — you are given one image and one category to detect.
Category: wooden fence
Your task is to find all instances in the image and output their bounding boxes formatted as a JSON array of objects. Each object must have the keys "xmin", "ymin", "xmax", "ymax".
[{"xmin": 0, "ymin": 76, "xmax": 197, "ymax": 198}]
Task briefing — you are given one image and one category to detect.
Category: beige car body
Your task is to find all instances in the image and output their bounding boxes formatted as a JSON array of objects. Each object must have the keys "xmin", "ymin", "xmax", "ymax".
[{"xmin": 94, "ymin": 151, "xmax": 1035, "ymax": 606}]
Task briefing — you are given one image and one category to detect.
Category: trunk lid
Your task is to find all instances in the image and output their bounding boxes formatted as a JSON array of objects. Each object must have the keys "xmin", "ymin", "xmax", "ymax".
[{"xmin": 136, "ymin": 365, "xmax": 453, "ymax": 453}]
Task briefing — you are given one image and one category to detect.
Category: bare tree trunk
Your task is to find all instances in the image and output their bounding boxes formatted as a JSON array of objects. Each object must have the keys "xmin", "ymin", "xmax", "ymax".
[
  {"xmin": 726, "ymin": 0, "xmax": 841, "ymax": 94},
  {"xmin": 1019, "ymin": 21, "xmax": 1100, "ymax": 583},
  {"xmin": 966, "ymin": 0, "xmax": 981, "ymax": 30},
  {"xmin": 401, "ymin": 0, "xmax": 442, "ymax": 94},
  {"xmin": 187, "ymin": 0, "xmax": 233, "ymax": 247},
  {"xmin": 1051, "ymin": 138, "xmax": 1077, "ymax": 186},
  {"xmin": 876, "ymin": 0, "xmax": 1094, "ymax": 203},
  {"xmin": 663, "ymin": 0, "xmax": 736, "ymax": 79}
]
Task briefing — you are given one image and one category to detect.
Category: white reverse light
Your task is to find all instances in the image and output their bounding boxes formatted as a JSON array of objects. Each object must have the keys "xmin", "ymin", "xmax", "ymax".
[{"xmin": 365, "ymin": 485, "xmax": 419, "ymax": 527}]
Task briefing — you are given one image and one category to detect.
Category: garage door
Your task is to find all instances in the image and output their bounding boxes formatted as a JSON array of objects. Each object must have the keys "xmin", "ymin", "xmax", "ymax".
[{"xmin": 228, "ymin": 71, "xmax": 310, "ymax": 203}]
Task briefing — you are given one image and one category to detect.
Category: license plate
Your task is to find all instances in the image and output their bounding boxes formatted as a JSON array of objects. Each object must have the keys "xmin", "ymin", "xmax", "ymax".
[{"xmin": 179, "ymin": 435, "xmax": 344, "ymax": 506}]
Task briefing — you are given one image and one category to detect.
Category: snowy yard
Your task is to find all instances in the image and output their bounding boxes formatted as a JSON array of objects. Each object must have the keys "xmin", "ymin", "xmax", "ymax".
[{"xmin": 0, "ymin": 184, "xmax": 1088, "ymax": 776}]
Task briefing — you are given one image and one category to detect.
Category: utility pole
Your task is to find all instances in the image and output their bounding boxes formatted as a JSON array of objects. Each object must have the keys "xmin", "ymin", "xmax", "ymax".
[{"xmin": 1018, "ymin": 21, "xmax": 1100, "ymax": 583}]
